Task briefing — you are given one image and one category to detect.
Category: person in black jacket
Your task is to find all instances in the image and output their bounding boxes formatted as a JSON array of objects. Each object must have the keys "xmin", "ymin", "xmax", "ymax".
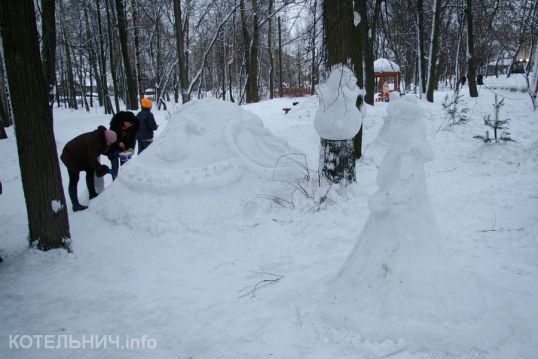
[
  {"xmin": 136, "ymin": 98, "xmax": 158, "ymax": 154},
  {"xmin": 61, "ymin": 126, "xmax": 116, "ymax": 211},
  {"xmin": 107, "ymin": 111, "xmax": 139, "ymax": 179},
  {"xmin": 477, "ymin": 73, "xmax": 484, "ymax": 86}
]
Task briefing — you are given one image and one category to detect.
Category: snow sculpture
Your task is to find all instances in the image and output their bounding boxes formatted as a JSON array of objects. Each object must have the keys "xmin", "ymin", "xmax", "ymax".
[
  {"xmin": 314, "ymin": 65, "xmax": 363, "ymax": 141},
  {"xmin": 119, "ymin": 99, "xmax": 292, "ymax": 193},
  {"xmin": 314, "ymin": 65, "xmax": 364, "ymax": 184},
  {"xmin": 323, "ymin": 96, "xmax": 495, "ymax": 347}
]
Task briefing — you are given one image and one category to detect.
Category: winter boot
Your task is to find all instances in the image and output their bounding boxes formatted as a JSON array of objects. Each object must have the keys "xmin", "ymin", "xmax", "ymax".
[
  {"xmin": 68, "ymin": 185, "xmax": 88, "ymax": 212},
  {"xmin": 86, "ymin": 172, "xmax": 98, "ymax": 199}
]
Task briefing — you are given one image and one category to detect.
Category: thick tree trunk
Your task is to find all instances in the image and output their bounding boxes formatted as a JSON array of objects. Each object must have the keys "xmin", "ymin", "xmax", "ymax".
[
  {"xmin": 356, "ymin": 0, "xmax": 379, "ymax": 105},
  {"xmin": 320, "ymin": 138, "xmax": 356, "ymax": 184},
  {"xmin": 240, "ymin": 0, "xmax": 259, "ymax": 103},
  {"xmin": 115, "ymin": 0, "xmax": 138, "ymax": 110},
  {"xmin": 352, "ymin": 0, "xmax": 364, "ymax": 159},
  {"xmin": 0, "ymin": 0, "xmax": 71, "ymax": 250},
  {"xmin": 41, "ymin": 0, "xmax": 56, "ymax": 106},
  {"xmin": 173, "ymin": 0, "xmax": 189, "ymax": 104},
  {"xmin": 321, "ymin": 0, "xmax": 357, "ymax": 184},
  {"xmin": 426, "ymin": 0, "xmax": 442, "ymax": 102},
  {"xmin": 249, "ymin": 0, "xmax": 260, "ymax": 102},
  {"xmin": 466, "ymin": 0, "xmax": 479, "ymax": 97}
]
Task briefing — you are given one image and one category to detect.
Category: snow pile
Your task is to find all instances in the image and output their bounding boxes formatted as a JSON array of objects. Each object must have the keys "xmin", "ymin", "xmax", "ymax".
[
  {"xmin": 118, "ymin": 99, "xmax": 292, "ymax": 193},
  {"xmin": 314, "ymin": 65, "xmax": 363, "ymax": 140},
  {"xmin": 322, "ymin": 96, "xmax": 505, "ymax": 349},
  {"xmin": 374, "ymin": 58, "xmax": 400, "ymax": 73}
]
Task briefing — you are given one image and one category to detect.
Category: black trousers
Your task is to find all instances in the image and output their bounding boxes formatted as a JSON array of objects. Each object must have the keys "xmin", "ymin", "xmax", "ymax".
[
  {"xmin": 137, "ymin": 139, "xmax": 153, "ymax": 155},
  {"xmin": 67, "ymin": 169, "xmax": 96, "ymax": 198}
]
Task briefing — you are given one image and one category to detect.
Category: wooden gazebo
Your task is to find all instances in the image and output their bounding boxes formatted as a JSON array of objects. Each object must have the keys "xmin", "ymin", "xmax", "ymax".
[{"xmin": 374, "ymin": 58, "xmax": 400, "ymax": 95}]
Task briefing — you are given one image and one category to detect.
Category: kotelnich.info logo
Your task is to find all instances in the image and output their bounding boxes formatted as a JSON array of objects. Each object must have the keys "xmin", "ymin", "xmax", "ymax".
[{"xmin": 8, "ymin": 334, "xmax": 158, "ymax": 350}]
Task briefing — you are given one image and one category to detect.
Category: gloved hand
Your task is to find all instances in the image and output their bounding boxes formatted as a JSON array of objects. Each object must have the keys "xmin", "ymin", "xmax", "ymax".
[{"xmin": 96, "ymin": 164, "xmax": 111, "ymax": 177}]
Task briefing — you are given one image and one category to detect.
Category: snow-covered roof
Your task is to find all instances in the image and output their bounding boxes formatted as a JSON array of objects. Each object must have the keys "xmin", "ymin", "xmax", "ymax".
[{"xmin": 374, "ymin": 58, "xmax": 400, "ymax": 73}]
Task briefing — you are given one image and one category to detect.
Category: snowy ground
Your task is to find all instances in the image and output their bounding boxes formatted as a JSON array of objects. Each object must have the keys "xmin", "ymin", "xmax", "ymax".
[{"xmin": 0, "ymin": 75, "xmax": 537, "ymax": 358}]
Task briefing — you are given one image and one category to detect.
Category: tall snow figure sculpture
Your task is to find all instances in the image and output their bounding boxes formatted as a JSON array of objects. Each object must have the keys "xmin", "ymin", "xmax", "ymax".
[
  {"xmin": 314, "ymin": 66, "xmax": 363, "ymax": 183},
  {"xmin": 324, "ymin": 96, "xmax": 493, "ymax": 347}
]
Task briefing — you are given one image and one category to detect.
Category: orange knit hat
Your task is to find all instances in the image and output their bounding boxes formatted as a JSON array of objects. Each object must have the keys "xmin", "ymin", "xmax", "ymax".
[{"xmin": 141, "ymin": 98, "xmax": 153, "ymax": 109}]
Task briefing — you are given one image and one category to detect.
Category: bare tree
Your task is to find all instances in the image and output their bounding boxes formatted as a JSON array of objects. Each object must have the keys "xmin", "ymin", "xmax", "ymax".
[
  {"xmin": 426, "ymin": 0, "xmax": 442, "ymax": 102},
  {"xmin": 0, "ymin": 0, "xmax": 71, "ymax": 251},
  {"xmin": 41, "ymin": 0, "xmax": 57, "ymax": 106},
  {"xmin": 115, "ymin": 0, "xmax": 139, "ymax": 109},
  {"xmin": 466, "ymin": 0, "xmax": 478, "ymax": 97},
  {"xmin": 173, "ymin": 0, "xmax": 189, "ymax": 103}
]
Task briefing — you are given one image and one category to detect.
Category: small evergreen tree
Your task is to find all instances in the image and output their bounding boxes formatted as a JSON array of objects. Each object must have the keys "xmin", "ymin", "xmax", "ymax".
[
  {"xmin": 442, "ymin": 89, "xmax": 469, "ymax": 125},
  {"xmin": 473, "ymin": 94, "xmax": 514, "ymax": 143}
]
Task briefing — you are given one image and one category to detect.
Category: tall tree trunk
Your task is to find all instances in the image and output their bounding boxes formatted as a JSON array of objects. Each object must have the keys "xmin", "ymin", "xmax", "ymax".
[
  {"xmin": 156, "ymin": 17, "xmax": 162, "ymax": 107},
  {"xmin": 0, "ymin": 87, "xmax": 8, "ymax": 138},
  {"xmin": 320, "ymin": 0, "xmax": 357, "ymax": 184},
  {"xmin": 0, "ymin": 48, "xmax": 13, "ymax": 129},
  {"xmin": 173, "ymin": 0, "xmax": 189, "ymax": 103},
  {"xmin": 240, "ymin": 0, "xmax": 259, "ymax": 103},
  {"xmin": 357, "ymin": 0, "xmax": 380, "ymax": 105},
  {"xmin": 310, "ymin": 0, "xmax": 318, "ymax": 96},
  {"xmin": 278, "ymin": 16, "xmax": 284, "ymax": 97},
  {"xmin": 416, "ymin": 0, "xmax": 427, "ymax": 94},
  {"xmin": 96, "ymin": 0, "xmax": 113, "ymax": 114},
  {"xmin": 228, "ymin": 24, "xmax": 235, "ymax": 103},
  {"xmin": 268, "ymin": 0, "xmax": 274, "ymax": 99},
  {"xmin": 63, "ymin": 29, "xmax": 77, "ymax": 109},
  {"xmin": 249, "ymin": 0, "xmax": 260, "ymax": 102},
  {"xmin": 105, "ymin": 0, "xmax": 120, "ymax": 112},
  {"xmin": 0, "ymin": 0, "xmax": 71, "ymax": 250},
  {"xmin": 115, "ymin": 0, "xmax": 138, "ymax": 110},
  {"xmin": 222, "ymin": 27, "xmax": 227, "ymax": 100},
  {"xmin": 78, "ymin": 52, "xmax": 90, "ymax": 111},
  {"xmin": 466, "ymin": 0, "xmax": 479, "ymax": 97},
  {"xmin": 426, "ymin": 0, "xmax": 442, "ymax": 102},
  {"xmin": 131, "ymin": 0, "xmax": 144, "ymax": 101},
  {"xmin": 41, "ymin": 0, "xmax": 56, "ymax": 106},
  {"xmin": 352, "ymin": 0, "xmax": 364, "ymax": 160}
]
